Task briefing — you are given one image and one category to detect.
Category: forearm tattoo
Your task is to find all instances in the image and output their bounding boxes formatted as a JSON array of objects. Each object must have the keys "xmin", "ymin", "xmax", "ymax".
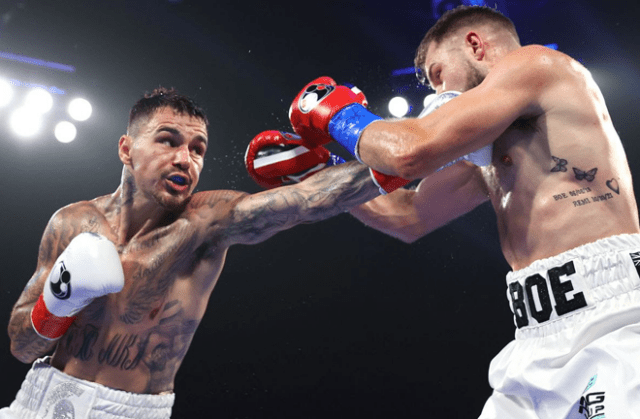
[
  {"xmin": 225, "ymin": 162, "xmax": 379, "ymax": 244},
  {"xmin": 8, "ymin": 209, "xmax": 100, "ymax": 362}
]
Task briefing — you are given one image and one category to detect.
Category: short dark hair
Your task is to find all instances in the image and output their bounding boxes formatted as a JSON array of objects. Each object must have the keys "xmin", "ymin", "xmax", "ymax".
[
  {"xmin": 127, "ymin": 87, "xmax": 209, "ymax": 136},
  {"xmin": 414, "ymin": 5, "xmax": 519, "ymax": 84}
]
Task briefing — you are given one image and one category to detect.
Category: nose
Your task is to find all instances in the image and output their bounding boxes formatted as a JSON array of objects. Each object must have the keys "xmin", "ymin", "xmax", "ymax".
[{"xmin": 173, "ymin": 145, "xmax": 190, "ymax": 169}]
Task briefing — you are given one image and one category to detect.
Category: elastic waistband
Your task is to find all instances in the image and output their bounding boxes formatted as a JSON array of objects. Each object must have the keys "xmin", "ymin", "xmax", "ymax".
[
  {"xmin": 505, "ymin": 234, "xmax": 640, "ymax": 336},
  {"xmin": 12, "ymin": 357, "xmax": 174, "ymax": 419}
]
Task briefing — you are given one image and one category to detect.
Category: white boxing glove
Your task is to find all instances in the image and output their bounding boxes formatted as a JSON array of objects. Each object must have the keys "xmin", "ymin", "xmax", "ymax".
[
  {"xmin": 420, "ymin": 91, "xmax": 493, "ymax": 169},
  {"xmin": 31, "ymin": 232, "xmax": 125, "ymax": 340}
]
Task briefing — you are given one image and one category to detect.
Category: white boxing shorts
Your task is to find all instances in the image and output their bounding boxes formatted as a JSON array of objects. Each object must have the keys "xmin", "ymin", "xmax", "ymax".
[
  {"xmin": 0, "ymin": 357, "xmax": 174, "ymax": 419},
  {"xmin": 479, "ymin": 234, "xmax": 640, "ymax": 419}
]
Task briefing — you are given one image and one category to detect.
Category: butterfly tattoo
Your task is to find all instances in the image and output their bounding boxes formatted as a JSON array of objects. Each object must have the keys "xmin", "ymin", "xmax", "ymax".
[
  {"xmin": 551, "ymin": 156, "xmax": 568, "ymax": 172},
  {"xmin": 573, "ymin": 167, "xmax": 598, "ymax": 182}
]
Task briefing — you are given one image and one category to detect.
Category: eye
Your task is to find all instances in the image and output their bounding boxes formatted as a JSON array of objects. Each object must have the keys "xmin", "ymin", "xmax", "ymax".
[
  {"xmin": 192, "ymin": 146, "xmax": 205, "ymax": 156},
  {"xmin": 159, "ymin": 137, "xmax": 175, "ymax": 147}
]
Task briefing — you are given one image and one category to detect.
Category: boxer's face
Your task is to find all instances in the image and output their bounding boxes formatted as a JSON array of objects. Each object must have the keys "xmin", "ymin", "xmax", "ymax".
[
  {"xmin": 423, "ymin": 37, "xmax": 486, "ymax": 95},
  {"xmin": 122, "ymin": 107, "xmax": 208, "ymax": 209}
]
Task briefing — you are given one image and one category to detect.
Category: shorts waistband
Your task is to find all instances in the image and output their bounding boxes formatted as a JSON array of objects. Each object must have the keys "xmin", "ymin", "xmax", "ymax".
[
  {"xmin": 505, "ymin": 234, "xmax": 640, "ymax": 336},
  {"xmin": 11, "ymin": 357, "xmax": 174, "ymax": 419}
]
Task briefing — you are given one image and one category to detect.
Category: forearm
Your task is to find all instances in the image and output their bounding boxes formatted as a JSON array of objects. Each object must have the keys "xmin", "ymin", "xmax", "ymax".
[
  {"xmin": 8, "ymin": 302, "xmax": 57, "ymax": 363},
  {"xmin": 294, "ymin": 161, "xmax": 380, "ymax": 220},
  {"xmin": 357, "ymin": 120, "xmax": 437, "ymax": 180},
  {"xmin": 227, "ymin": 162, "xmax": 380, "ymax": 245}
]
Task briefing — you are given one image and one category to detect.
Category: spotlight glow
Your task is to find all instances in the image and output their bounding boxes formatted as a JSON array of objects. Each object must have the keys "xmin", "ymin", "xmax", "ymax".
[
  {"xmin": 68, "ymin": 98, "xmax": 92, "ymax": 121},
  {"xmin": 25, "ymin": 88, "xmax": 53, "ymax": 113},
  {"xmin": 388, "ymin": 96, "xmax": 410, "ymax": 118},
  {"xmin": 55, "ymin": 121, "xmax": 77, "ymax": 143},
  {"xmin": 0, "ymin": 79, "xmax": 14, "ymax": 106},
  {"xmin": 9, "ymin": 108, "xmax": 42, "ymax": 137}
]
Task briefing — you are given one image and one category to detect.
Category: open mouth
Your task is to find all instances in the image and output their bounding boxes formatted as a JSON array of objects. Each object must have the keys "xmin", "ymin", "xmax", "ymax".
[
  {"xmin": 166, "ymin": 174, "xmax": 189, "ymax": 192},
  {"xmin": 169, "ymin": 175, "xmax": 187, "ymax": 186}
]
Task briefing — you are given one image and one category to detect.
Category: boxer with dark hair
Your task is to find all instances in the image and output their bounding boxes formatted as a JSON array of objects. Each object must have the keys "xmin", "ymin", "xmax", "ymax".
[
  {"xmin": 3, "ymin": 87, "xmax": 380, "ymax": 418},
  {"xmin": 283, "ymin": 5, "xmax": 640, "ymax": 417}
]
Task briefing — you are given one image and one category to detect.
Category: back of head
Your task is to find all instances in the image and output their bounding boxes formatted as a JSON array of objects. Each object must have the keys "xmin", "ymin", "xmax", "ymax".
[
  {"xmin": 127, "ymin": 87, "xmax": 209, "ymax": 137},
  {"xmin": 414, "ymin": 5, "xmax": 519, "ymax": 84}
]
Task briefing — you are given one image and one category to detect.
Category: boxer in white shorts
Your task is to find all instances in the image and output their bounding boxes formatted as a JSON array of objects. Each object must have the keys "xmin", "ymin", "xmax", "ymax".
[
  {"xmin": 283, "ymin": 4, "xmax": 640, "ymax": 417},
  {"xmin": 482, "ymin": 234, "xmax": 640, "ymax": 418},
  {"xmin": 4, "ymin": 88, "xmax": 380, "ymax": 418},
  {"xmin": 1, "ymin": 357, "xmax": 174, "ymax": 419}
]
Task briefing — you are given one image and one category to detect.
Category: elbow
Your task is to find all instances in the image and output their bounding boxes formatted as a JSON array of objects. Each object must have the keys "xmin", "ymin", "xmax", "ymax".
[
  {"xmin": 396, "ymin": 233, "xmax": 419, "ymax": 244},
  {"xmin": 10, "ymin": 343, "xmax": 38, "ymax": 364},
  {"xmin": 389, "ymin": 148, "xmax": 428, "ymax": 180},
  {"xmin": 385, "ymin": 133, "xmax": 434, "ymax": 180}
]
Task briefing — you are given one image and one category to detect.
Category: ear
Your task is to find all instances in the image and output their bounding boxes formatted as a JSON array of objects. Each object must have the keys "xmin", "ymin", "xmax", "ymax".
[
  {"xmin": 465, "ymin": 31, "xmax": 485, "ymax": 61},
  {"xmin": 118, "ymin": 135, "xmax": 133, "ymax": 165}
]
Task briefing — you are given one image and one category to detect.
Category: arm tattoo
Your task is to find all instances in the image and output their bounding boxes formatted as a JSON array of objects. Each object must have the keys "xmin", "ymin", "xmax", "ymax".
[
  {"xmin": 8, "ymin": 206, "xmax": 99, "ymax": 362},
  {"xmin": 225, "ymin": 162, "xmax": 379, "ymax": 244}
]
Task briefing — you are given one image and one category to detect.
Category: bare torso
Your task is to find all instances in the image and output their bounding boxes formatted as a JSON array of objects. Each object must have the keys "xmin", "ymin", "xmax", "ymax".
[
  {"xmin": 482, "ymin": 51, "xmax": 639, "ymax": 269},
  {"xmin": 50, "ymin": 193, "xmax": 230, "ymax": 394}
]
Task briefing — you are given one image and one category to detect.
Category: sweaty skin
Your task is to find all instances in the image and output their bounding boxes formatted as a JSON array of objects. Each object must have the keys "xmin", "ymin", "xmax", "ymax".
[
  {"xmin": 354, "ymin": 38, "xmax": 639, "ymax": 270},
  {"xmin": 8, "ymin": 108, "xmax": 379, "ymax": 394}
]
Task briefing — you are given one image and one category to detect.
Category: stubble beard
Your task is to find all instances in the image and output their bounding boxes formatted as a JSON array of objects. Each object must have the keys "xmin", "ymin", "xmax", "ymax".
[{"xmin": 465, "ymin": 61, "xmax": 487, "ymax": 91}]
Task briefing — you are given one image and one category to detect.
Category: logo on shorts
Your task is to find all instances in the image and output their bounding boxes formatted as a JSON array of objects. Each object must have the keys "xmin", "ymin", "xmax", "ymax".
[
  {"xmin": 507, "ymin": 260, "xmax": 588, "ymax": 328},
  {"xmin": 298, "ymin": 83, "xmax": 335, "ymax": 113},
  {"xmin": 578, "ymin": 374, "xmax": 606, "ymax": 419},
  {"xmin": 50, "ymin": 261, "xmax": 72, "ymax": 300},
  {"xmin": 41, "ymin": 381, "xmax": 84, "ymax": 418},
  {"xmin": 630, "ymin": 251, "xmax": 640, "ymax": 277}
]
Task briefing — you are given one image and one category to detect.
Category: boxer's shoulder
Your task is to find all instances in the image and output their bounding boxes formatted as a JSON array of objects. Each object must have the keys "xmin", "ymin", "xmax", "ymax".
[
  {"xmin": 182, "ymin": 189, "xmax": 250, "ymax": 237},
  {"xmin": 186, "ymin": 189, "xmax": 248, "ymax": 214},
  {"xmin": 499, "ymin": 45, "xmax": 586, "ymax": 85},
  {"xmin": 45, "ymin": 199, "xmax": 107, "ymax": 236}
]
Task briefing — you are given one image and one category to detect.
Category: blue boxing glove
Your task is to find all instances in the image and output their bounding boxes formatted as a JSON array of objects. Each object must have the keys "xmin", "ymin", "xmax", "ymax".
[{"xmin": 289, "ymin": 76, "xmax": 381, "ymax": 162}]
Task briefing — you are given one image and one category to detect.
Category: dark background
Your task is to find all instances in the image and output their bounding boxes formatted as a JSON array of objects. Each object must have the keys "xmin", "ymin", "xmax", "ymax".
[{"xmin": 0, "ymin": 0, "xmax": 638, "ymax": 417}]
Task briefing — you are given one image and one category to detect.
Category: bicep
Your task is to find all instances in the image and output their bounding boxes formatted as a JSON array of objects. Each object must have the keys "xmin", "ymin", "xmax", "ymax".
[
  {"xmin": 12, "ymin": 213, "xmax": 65, "ymax": 311},
  {"xmin": 351, "ymin": 162, "xmax": 489, "ymax": 242}
]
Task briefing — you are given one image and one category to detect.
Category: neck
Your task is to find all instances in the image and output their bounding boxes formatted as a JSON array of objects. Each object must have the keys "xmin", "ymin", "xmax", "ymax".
[{"xmin": 111, "ymin": 167, "xmax": 174, "ymax": 245}]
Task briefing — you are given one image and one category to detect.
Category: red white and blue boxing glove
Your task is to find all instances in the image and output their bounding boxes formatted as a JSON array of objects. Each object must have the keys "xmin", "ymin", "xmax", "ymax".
[
  {"xmin": 31, "ymin": 233, "xmax": 125, "ymax": 340},
  {"xmin": 289, "ymin": 76, "xmax": 377, "ymax": 160},
  {"xmin": 245, "ymin": 130, "xmax": 410, "ymax": 194},
  {"xmin": 289, "ymin": 77, "xmax": 409, "ymax": 194},
  {"xmin": 244, "ymin": 130, "xmax": 346, "ymax": 189}
]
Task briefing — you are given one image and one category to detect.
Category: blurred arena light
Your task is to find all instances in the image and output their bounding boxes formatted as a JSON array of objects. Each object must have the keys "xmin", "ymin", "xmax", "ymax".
[
  {"xmin": 9, "ymin": 107, "xmax": 43, "ymax": 138},
  {"xmin": 25, "ymin": 87, "xmax": 54, "ymax": 114},
  {"xmin": 0, "ymin": 51, "xmax": 92, "ymax": 143},
  {"xmin": 54, "ymin": 121, "xmax": 77, "ymax": 143},
  {"xmin": 388, "ymin": 96, "xmax": 410, "ymax": 118},
  {"xmin": 68, "ymin": 97, "xmax": 92, "ymax": 121},
  {"xmin": 0, "ymin": 51, "xmax": 75, "ymax": 73}
]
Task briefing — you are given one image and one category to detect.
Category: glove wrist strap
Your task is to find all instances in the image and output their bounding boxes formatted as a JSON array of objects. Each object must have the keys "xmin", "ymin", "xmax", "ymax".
[
  {"xmin": 31, "ymin": 294, "xmax": 76, "ymax": 340},
  {"xmin": 369, "ymin": 169, "xmax": 409, "ymax": 195},
  {"xmin": 328, "ymin": 103, "xmax": 382, "ymax": 162}
]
